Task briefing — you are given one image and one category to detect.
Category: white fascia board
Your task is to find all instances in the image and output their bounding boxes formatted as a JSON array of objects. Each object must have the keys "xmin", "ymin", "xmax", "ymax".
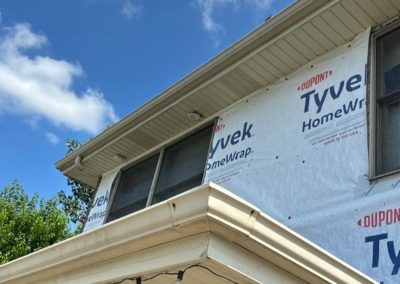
[
  {"xmin": 207, "ymin": 234, "xmax": 306, "ymax": 284},
  {"xmin": 51, "ymin": 233, "xmax": 211, "ymax": 284}
]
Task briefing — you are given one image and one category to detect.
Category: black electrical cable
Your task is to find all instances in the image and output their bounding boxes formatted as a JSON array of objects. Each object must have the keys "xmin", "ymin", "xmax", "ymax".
[
  {"xmin": 182, "ymin": 264, "xmax": 240, "ymax": 284},
  {"xmin": 108, "ymin": 263, "xmax": 240, "ymax": 284},
  {"xmin": 142, "ymin": 271, "xmax": 178, "ymax": 281},
  {"xmin": 108, "ymin": 276, "xmax": 143, "ymax": 284}
]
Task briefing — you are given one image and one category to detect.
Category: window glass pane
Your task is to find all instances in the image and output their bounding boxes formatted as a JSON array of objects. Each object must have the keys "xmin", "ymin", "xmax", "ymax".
[
  {"xmin": 376, "ymin": 28, "xmax": 400, "ymax": 176},
  {"xmin": 380, "ymin": 30, "xmax": 400, "ymax": 95},
  {"xmin": 151, "ymin": 125, "xmax": 213, "ymax": 204},
  {"xmin": 380, "ymin": 100, "xmax": 400, "ymax": 174},
  {"xmin": 108, "ymin": 154, "xmax": 159, "ymax": 221}
]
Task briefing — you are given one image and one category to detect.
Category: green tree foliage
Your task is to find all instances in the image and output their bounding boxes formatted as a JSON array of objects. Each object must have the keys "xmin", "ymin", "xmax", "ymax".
[
  {"xmin": 0, "ymin": 181, "xmax": 71, "ymax": 264},
  {"xmin": 57, "ymin": 139, "xmax": 95, "ymax": 233}
]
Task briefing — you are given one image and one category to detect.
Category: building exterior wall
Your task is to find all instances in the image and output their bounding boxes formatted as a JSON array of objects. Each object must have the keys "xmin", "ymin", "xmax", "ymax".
[
  {"xmin": 204, "ymin": 28, "xmax": 398, "ymax": 283},
  {"xmin": 84, "ymin": 19, "xmax": 400, "ymax": 283}
]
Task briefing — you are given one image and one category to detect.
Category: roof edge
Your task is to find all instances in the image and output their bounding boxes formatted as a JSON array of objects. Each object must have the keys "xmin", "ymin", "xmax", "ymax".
[{"xmin": 55, "ymin": 0, "xmax": 330, "ymax": 172}]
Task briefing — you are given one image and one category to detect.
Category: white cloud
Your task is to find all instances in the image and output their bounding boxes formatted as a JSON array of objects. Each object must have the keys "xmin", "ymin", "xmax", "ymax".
[
  {"xmin": 194, "ymin": 0, "xmax": 273, "ymax": 45},
  {"xmin": 194, "ymin": 0, "xmax": 235, "ymax": 34},
  {"xmin": 120, "ymin": 0, "xmax": 143, "ymax": 19},
  {"xmin": 246, "ymin": 0, "xmax": 272, "ymax": 9},
  {"xmin": 45, "ymin": 132, "xmax": 60, "ymax": 144},
  {"xmin": 0, "ymin": 23, "xmax": 118, "ymax": 134},
  {"xmin": 25, "ymin": 115, "xmax": 40, "ymax": 129},
  {"xmin": 84, "ymin": 0, "xmax": 144, "ymax": 20}
]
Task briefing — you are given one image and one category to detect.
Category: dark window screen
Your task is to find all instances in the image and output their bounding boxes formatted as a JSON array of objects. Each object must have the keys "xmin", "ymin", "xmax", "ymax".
[
  {"xmin": 380, "ymin": 30, "xmax": 400, "ymax": 96},
  {"xmin": 377, "ymin": 28, "xmax": 400, "ymax": 175},
  {"xmin": 151, "ymin": 125, "xmax": 213, "ymax": 204},
  {"xmin": 107, "ymin": 154, "xmax": 159, "ymax": 221}
]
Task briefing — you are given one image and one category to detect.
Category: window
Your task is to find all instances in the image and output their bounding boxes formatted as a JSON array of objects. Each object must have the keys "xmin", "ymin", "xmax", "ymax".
[
  {"xmin": 375, "ymin": 26, "xmax": 400, "ymax": 175},
  {"xmin": 107, "ymin": 124, "xmax": 213, "ymax": 222},
  {"xmin": 107, "ymin": 154, "xmax": 159, "ymax": 222},
  {"xmin": 151, "ymin": 126, "xmax": 212, "ymax": 204}
]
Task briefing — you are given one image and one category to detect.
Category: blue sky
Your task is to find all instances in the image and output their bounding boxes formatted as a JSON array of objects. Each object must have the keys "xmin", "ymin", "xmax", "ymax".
[{"xmin": 0, "ymin": 0, "xmax": 294, "ymax": 199}]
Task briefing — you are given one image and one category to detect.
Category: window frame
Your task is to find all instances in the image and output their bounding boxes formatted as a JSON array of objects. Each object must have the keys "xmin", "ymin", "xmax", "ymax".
[
  {"xmin": 105, "ymin": 120, "xmax": 216, "ymax": 222},
  {"xmin": 106, "ymin": 153, "xmax": 161, "ymax": 222},
  {"xmin": 369, "ymin": 19, "xmax": 400, "ymax": 179}
]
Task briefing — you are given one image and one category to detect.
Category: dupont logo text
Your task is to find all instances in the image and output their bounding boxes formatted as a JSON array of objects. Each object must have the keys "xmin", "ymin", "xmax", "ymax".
[
  {"xmin": 358, "ymin": 208, "xmax": 400, "ymax": 228},
  {"xmin": 297, "ymin": 70, "xmax": 332, "ymax": 91},
  {"xmin": 214, "ymin": 123, "xmax": 225, "ymax": 132}
]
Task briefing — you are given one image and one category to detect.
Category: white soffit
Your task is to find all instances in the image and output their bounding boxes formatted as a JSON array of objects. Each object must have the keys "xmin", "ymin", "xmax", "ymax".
[{"xmin": 56, "ymin": 0, "xmax": 400, "ymax": 187}]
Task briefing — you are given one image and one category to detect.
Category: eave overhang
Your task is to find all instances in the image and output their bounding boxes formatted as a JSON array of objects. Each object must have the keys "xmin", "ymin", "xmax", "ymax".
[
  {"xmin": 55, "ymin": 0, "xmax": 400, "ymax": 187},
  {"xmin": 0, "ymin": 183, "xmax": 377, "ymax": 284}
]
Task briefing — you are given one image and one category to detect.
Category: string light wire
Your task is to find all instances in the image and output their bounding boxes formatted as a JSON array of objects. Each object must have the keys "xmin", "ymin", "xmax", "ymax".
[
  {"xmin": 142, "ymin": 271, "xmax": 179, "ymax": 281},
  {"xmin": 182, "ymin": 264, "xmax": 239, "ymax": 284},
  {"xmin": 108, "ymin": 263, "xmax": 240, "ymax": 284}
]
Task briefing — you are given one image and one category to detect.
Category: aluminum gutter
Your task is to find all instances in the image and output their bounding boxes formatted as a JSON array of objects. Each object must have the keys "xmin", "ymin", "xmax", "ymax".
[
  {"xmin": 55, "ymin": 0, "xmax": 330, "ymax": 173},
  {"xmin": 0, "ymin": 183, "xmax": 377, "ymax": 284}
]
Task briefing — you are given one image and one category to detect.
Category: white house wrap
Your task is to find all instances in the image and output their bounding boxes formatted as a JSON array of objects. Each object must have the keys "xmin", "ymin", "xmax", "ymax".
[
  {"xmin": 204, "ymin": 29, "xmax": 400, "ymax": 284},
  {"xmin": 83, "ymin": 169, "xmax": 118, "ymax": 232}
]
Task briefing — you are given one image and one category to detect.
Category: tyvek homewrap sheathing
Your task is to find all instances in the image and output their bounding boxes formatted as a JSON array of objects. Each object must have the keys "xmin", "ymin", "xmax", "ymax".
[
  {"xmin": 85, "ymin": 28, "xmax": 399, "ymax": 283},
  {"xmin": 204, "ymin": 28, "xmax": 400, "ymax": 283},
  {"xmin": 84, "ymin": 169, "xmax": 118, "ymax": 231}
]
